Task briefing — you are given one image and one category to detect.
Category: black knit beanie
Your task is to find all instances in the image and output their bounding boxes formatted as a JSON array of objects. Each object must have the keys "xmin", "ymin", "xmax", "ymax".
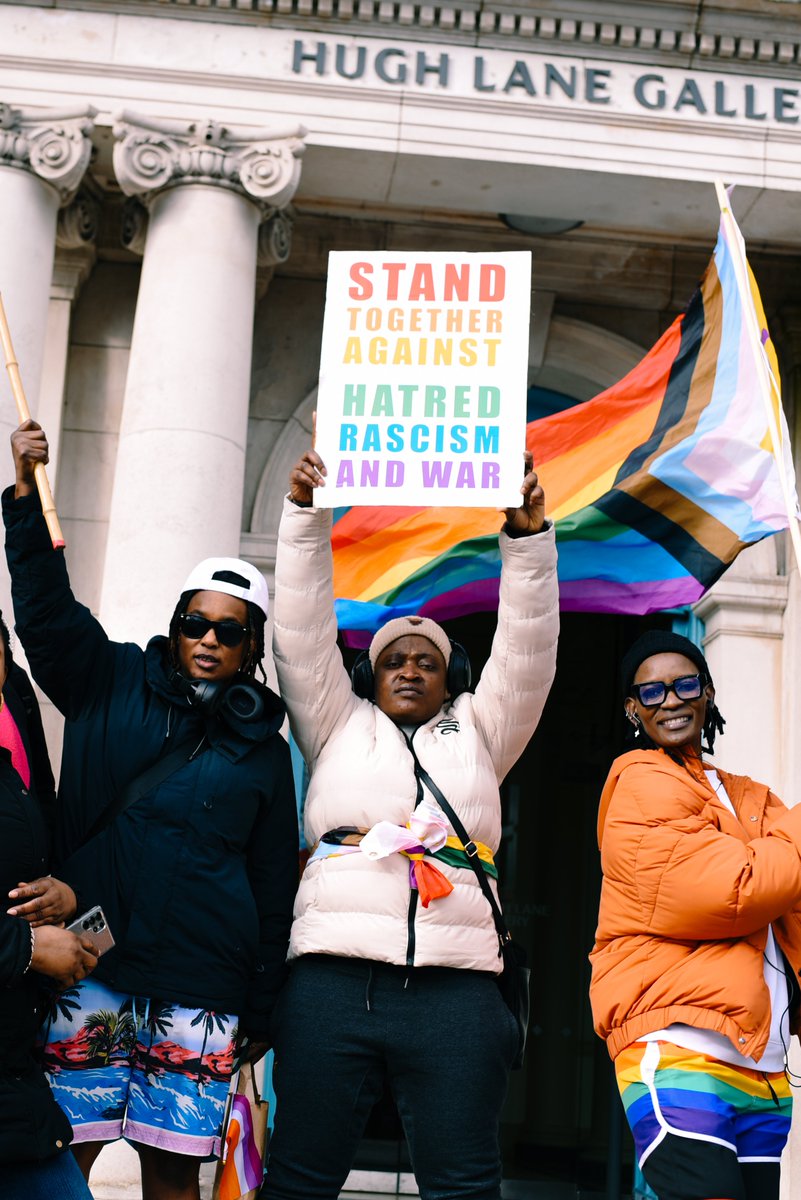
[{"xmin": 620, "ymin": 630, "xmax": 711, "ymax": 699}]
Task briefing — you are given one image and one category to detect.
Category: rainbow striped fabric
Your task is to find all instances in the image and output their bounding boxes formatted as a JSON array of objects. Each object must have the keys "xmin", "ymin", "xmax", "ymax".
[
  {"xmin": 615, "ymin": 1040, "xmax": 792, "ymax": 1167},
  {"xmin": 332, "ymin": 207, "xmax": 798, "ymax": 643}
]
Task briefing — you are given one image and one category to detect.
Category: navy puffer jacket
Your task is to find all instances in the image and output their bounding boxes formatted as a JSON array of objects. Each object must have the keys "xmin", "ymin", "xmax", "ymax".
[{"xmin": 4, "ymin": 489, "xmax": 298, "ymax": 1039}]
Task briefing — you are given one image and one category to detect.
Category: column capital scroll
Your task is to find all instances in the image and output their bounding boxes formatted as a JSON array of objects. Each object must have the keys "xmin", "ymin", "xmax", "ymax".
[
  {"xmin": 257, "ymin": 210, "xmax": 293, "ymax": 267},
  {"xmin": 121, "ymin": 197, "xmax": 149, "ymax": 257},
  {"xmin": 56, "ymin": 184, "xmax": 100, "ymax": 250},
  {"xmin": 0, "ymin": 102, "xmax": 97, "ymax": 205},
  {"xmin": 112, "ymin": 111, "xmax": 307, "ymax": 214}
]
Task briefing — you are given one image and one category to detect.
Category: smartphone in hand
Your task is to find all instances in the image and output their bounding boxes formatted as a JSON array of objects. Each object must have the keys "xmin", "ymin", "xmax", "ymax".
[{"xmin": 67, "ymin": 906, "xmax": 115, "ymax": 956}]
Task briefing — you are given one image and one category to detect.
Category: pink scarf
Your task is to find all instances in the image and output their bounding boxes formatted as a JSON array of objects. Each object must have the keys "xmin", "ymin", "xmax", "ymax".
[{"xmin": 0, "ymin": 698, "xmax": 31, "ymax": 788}]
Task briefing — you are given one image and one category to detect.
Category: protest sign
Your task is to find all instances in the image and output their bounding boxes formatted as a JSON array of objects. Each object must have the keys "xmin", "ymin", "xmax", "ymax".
[{"xmin": 313, "ymin": 251, "xmax": 532, "ymax": 507}]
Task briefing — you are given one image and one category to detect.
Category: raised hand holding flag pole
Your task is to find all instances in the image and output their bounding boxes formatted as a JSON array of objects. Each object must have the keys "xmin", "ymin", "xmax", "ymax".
[{"xmin": 0, "ymin": 292, "xmax": 65, "ymax": 549}]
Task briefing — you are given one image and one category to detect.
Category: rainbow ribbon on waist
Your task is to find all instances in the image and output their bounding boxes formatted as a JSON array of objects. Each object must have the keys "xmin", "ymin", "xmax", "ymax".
[{"xmin": 308, "ymin": 801, "xmax": 496, "ymax": 908}]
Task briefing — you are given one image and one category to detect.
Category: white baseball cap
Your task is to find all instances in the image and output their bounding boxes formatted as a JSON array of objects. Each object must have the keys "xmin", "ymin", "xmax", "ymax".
[{"xmin": 181, "ymin": 557, "xmax": 269, "ymax": 619}]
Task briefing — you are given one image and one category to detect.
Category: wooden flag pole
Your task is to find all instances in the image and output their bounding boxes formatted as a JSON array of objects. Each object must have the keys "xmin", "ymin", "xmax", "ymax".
[
  {"xmin": 0, "ymin": 293, "xmax": 65, "ymax": 549},
  {"xmin": 713, "ymin": 180, "xmax": 801, "ymax": 579}
]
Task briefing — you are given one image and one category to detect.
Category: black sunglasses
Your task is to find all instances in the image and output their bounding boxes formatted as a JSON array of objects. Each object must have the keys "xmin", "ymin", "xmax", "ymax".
[
  {"xmin": 179, "ymin": 612, "xmax": 249, "ymax": 648},
  {"xmin": 630, "ymin": 673, "xmax": 706, "ymax": 709}
]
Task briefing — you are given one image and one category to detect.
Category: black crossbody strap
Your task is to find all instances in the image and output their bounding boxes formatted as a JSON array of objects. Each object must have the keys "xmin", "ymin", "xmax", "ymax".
[
  {"xmin": 80, "ymin": 733, "xmax": 207, "ymax": 847},
  {"xmin": 410, "ymin": 753, "xmax": 511, "ymax": 947}
]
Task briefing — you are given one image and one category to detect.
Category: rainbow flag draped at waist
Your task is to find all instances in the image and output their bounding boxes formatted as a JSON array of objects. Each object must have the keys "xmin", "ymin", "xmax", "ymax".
[{"xmin": 309, "ymin": 826, "xmax": 497, "ymax": 908}]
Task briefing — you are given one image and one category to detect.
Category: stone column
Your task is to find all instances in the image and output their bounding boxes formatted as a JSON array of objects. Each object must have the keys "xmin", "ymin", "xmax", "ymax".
[
  {"xmin": 0, "ymin": 103, "xmax": 95, "ymax": 445},
  {"xmin": 37, "ymin": 188, "xmax": 99, "ymax": 493},
  {"xmin": 100, "ymin": 111, "xmax": 305, "ymax": 645},
  {"xmin": 0, "ymin": 102, "xmax": 94, "ymax": 641},
  {"xmin": 693, "ymin": 537, "xmax": 788, "ymax": 788}
]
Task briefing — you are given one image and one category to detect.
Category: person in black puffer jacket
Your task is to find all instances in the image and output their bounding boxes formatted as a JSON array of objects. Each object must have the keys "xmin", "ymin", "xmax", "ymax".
[
  {"xmin": 5, "ymin": 421, "xmax": 298, "ymax": 1200},
  {"xmin": 0, "ymin": 616, "xmax": 99, "ymax": 1200}
]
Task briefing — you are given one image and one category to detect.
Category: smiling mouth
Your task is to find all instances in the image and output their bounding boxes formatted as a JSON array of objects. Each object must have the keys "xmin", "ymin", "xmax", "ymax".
[{"xmin": 659, "ymin": 714, "xmax": 692, "ymax": 730}]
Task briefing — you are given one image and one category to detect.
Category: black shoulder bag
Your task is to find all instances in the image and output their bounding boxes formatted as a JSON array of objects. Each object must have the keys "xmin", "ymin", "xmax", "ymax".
[{"xmin": 412, "ymin": 757, "xmax": 530, "ymax": 1070}]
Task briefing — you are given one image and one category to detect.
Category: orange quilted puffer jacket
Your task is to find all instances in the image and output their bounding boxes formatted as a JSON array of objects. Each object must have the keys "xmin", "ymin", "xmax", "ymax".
[{"xmin": 590, "ymin": 749, "xmax": 801, "ymax": 1062}]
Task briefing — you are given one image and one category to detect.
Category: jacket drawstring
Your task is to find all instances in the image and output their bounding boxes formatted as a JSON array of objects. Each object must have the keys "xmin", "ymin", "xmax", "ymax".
[
  {"xmin": 365, "ymin": 964, "xmax": 374, "ymax": 1012},
  {"xmin": 763, "ymin": 1073, "xmax": 781, "ymax": 1108}
]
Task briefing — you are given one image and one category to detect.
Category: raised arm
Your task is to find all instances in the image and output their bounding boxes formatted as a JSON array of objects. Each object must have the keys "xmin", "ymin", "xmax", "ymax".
[
  {"xmin": 272, "ymin": 450, "xmax": 359, "ymax": 766},
  {"xmin": 4, "ymin": 421, "xmax": 116, "ymax": 718},
  {"xmin": 470, "ymin": 452, "xmax": 560, "ymax": 780}
]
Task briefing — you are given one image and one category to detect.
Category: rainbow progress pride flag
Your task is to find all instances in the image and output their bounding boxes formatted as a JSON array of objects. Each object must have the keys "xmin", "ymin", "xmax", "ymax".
[{"xmin": 332, "ymin": 211, "xmax": 798, "ymax": 644}]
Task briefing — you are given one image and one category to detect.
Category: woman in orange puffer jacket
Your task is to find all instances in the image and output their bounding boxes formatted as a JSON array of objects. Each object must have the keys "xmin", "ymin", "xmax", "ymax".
[{"xmin": 590, "ymin": 630, "xmax": 801, "ymax": 1200}]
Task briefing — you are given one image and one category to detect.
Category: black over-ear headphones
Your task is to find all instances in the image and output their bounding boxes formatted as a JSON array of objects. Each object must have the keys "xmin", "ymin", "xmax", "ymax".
[
  {"xmin": 350, "ymin": 641, "xmax": 472, "ymax": 702},
  {"xmin": 169, "ymin": 670, "xmax": 265, "ymax": 724}
]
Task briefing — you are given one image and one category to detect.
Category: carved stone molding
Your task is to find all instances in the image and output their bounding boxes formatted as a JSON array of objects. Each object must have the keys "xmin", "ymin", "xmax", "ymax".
[
  {"xmin": 121, "ymin": 196, "xmax": 150, "ymax": 256},
  {"xmin": 51, "ymin": 246, "xmax": 97, "ymax": 305},
  {"xmin": 694, "ymin": 576, "xmax": 789, "ymax": 642},
  {"xmin": 55, "ymin": 185, "xmax": 100, "ymax": 249},
  {"xmin": 0, "ymin": 103, "xmax": 97, "ymax": 206},
  {"xmin": 112, "ymin": 111, "xmax": 307, "ymax": 214},
  {"xmin": 257, "ymin": 210, "xmax": 294, "ymax": 267},
  {"xmin": 88, "ymin": 3, "xmax": 801, "ymax": 72}
]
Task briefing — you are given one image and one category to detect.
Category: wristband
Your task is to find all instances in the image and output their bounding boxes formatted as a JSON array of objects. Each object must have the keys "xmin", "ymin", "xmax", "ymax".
[{"xmin": 23, "ymin": 924, "xmax": 35, "ymax": 974}]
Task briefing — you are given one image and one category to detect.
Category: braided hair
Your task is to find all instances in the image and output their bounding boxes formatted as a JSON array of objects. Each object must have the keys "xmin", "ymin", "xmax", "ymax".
[
  {"xmin": 168, "ymin": 591, "xmax": 267, "ymax": 682},
  {"xmin": 621, "ymin": 629, "xmax": 726, "ymax": 758}
]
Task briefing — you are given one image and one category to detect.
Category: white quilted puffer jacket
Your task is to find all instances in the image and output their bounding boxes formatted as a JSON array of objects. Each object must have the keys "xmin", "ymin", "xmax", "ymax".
[{"xmin": 272, "ymin": 498, "xmax": 559, "ymax": 973}]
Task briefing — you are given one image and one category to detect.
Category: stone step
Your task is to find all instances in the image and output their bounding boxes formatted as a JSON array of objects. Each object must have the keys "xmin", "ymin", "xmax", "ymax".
[{"xmin": 84, "ymin": 1141, "xmax": 601, "ymax": 1199}]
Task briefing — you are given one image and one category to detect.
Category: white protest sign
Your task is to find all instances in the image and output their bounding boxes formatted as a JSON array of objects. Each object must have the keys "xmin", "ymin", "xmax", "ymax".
[{"xmin": 313, "ymin": 251, "xmax": 532, "ymax": 508}]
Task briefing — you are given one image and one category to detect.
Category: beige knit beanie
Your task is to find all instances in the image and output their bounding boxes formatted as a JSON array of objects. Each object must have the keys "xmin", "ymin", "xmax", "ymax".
[{"xmin": 368, "ymin": 616, "xmax": 451, "ymax": 670}]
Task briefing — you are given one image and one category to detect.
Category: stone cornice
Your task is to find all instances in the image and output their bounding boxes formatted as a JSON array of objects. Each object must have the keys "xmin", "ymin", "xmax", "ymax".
[
  {"xmin": 42, "ymin": 2, "xmax": 801, "ymax": 72},
  {"xmin": 112, "ymin": 110, "xmax": 307, "ymax": 211},
  {"xmin": 694, "ymin": 575, "xmax": 789, "ymax": 641},
  {"xmin": 51, "ymin": 245, "xmax": 97, "ymax": 304},
  {"xmin": 0, "ymin": 102, "xmax": 97, "ymax": 205}
]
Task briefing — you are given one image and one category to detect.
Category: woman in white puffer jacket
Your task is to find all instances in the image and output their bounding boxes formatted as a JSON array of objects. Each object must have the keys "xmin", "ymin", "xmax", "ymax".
[{"xmin": 264, "ymin": 447, "xmax": 559, "ymax": 1200}]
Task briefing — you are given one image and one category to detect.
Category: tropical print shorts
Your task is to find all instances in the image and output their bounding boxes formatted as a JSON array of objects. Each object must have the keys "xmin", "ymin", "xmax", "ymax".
[{"xmin": 41, "ymin": 976, "xmax": 237, "ymax": 1156}]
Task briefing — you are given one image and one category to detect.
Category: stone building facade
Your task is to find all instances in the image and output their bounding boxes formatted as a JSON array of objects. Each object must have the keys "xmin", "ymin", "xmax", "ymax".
[{"xmin": 1, "ymin": 2, "xmax": 800, "ymax": 1195}]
